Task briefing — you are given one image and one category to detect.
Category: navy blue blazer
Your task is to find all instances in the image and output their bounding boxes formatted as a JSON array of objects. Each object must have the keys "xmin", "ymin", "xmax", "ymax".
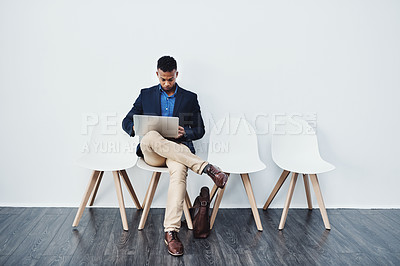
[{"xmin": 122, "ymin": 84, "xmax": 205, "ymax": 157}]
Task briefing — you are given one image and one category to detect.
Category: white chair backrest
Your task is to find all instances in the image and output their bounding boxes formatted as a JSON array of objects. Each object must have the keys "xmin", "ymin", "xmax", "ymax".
[
  {"xmin": 77, "ymin": 123, "xmax": 139, "ymax": 171},
  {"xmin": 272, "ymin": 116, "xmax": 334, "ymax": 173},
  {"xmin": 207, "ymin": 116, "xmax": 266, "ymax": 174},
  {"xmin": 86, "ymin": 124, "xmax": 139, "ymax": 156}
]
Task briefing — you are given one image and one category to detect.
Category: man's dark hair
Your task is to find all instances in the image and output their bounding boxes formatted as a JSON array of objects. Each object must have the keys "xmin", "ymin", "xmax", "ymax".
[{"xmin": 157, "ymin": 56, "xmax": 177, "ymax": 72}]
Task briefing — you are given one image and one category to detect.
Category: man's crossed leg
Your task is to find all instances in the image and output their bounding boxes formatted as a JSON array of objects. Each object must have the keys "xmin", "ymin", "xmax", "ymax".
[{"xmin": 140, "ymin": 130, "xmax": 228, "ymax": 256}]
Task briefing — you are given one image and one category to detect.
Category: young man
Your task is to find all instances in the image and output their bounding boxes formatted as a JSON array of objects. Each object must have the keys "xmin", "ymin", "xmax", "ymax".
[{"xmin": 122, "ymin": 56, "xmax": 228, "ymax": 256}]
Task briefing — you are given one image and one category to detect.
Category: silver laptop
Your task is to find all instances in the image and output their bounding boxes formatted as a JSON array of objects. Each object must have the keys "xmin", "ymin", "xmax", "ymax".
[{"xmin": 133, "ymin": 115, "xmax": 179, "ymax": 138}]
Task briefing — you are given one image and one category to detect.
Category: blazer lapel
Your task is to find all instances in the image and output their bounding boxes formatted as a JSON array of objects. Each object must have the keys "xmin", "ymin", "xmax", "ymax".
[
  {"xmin": 154, "ymin": 86, "xmax": 161, "ymax": 115},
  {"xmin": 173, "ymin": 85, "xmax": 183, "ymax": 117}
]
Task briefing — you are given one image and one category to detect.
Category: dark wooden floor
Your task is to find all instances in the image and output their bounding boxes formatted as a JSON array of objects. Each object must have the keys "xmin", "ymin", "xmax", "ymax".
[{"xmin": 0, "ymin": 207, "xmax": 399, "ymax": 265}]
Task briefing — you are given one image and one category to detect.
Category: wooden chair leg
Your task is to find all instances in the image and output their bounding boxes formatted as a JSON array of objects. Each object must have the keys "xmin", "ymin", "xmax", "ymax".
[
  {"xmin": 185, "ymin": 191, "xmax": 192, "ymax": 209},
  {"xmin": 210, "ymin": 174, "xmax": 230, "ymax": 229},
  {"xmin": 73, "ymin": 170, "xmax": 101, "ymax": 227},
  {"xmin": 89, "ymin": 171, "xmax": 104, "ymax": 206},
  {"xmin": 263, "ymin": 170, "xmax": 290, "ymax": 210},
  {"xmin": 138, "ymin": 172, "xmax": 161, "ymax": 230},
  {"xmin": 183, "ymin": 195, "xmax": 193, "ymax": 230},
  {"xmin": 141, "ymin": 176, "xmax": 152, "ymax": 210},
  {"xmin": 209, "ymin": 184, "xmax": 218, "ymax": 202},
  {"xmin": 119, "ymin": 170, "xmax": 142, "ymax": 210},
  {"xmin": 309, "ymin": 174, "xmax": 331, "ymax": 230},
  {"xmin": 303, "ymin": 174, "xmax": 312, "ymax": 210},
  {"xmin": 113, "ymin": 171, "xmax": 129, "ymax": 231},
  {"xmin": 278, "ymin": 172, "xmax": 298, "ymax": 230},
  {"xmin": 241, "ymin": 173, "xmax": 263, "ymax": 231}
]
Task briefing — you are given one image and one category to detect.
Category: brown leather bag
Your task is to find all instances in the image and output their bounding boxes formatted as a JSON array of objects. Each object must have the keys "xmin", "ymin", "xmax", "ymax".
[{"xmin": 191, "ymin": 186, "xmax": 211, "ymax": 238}]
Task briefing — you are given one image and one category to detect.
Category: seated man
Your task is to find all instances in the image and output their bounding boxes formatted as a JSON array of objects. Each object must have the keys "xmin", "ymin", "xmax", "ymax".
[{"xmin": 122, "ymin": 55, "xmax": 228, "ymax": 257}]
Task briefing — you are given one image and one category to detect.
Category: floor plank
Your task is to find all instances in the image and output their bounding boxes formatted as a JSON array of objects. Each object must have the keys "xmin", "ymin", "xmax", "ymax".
[
  {"xmin": 3, "ymin": 212, "xmax": 69, "ymax": 265},
  {"xmin": 36, "ymin": 255, "xmax": 72, "ymax": 266},
  {"xmin": 0, "ymin": 207, "xmax": 398, "ymax": 265},
  {"xmin": 101, "ymin": 255, "xmax": 137, "ymax": 265},
  {"xmin": 341, "ymin": 210, "xmax": 400, "ymax": 254},
  {"xmin": 0, "ymin": 207, "xmax": 26, "ymax": 215},
  {"xmin": 68, "ymin": 208, "xmax": 118, "ymax": 265},
  {"xmin": 378, "ymin": 209, "xmax": 400, "ymax": 227},
  {"xmin": 0, "ymin": 208, "xmax": 47, "ymax": 256},
  {"xmin": 0, "ymin": 255, "xmax": 9, "ymax": 265},
  {"xmin": 0, "ymin": 214, "xmax": 19, "ymax": 236},
  {"xmin": 336, "ymin": 252, "xmax": 378, "ymax": 265},
  {"xmin": 260, "ymin": 209, "xmax": 318, "ymax": 265},
  {"xmin": 43, "ymin": 208, "xmax": 91, "ymax": 256},
  {"xmin": 103, "ymin": 208, "xmax": 144, "ymax": 257},
  {"xmin": 280, "ymin": 209, "xmax": 338, "ymax": 265},
  {"xmin": 291, "ymin": 209, "xmax": 363, "ymax": 254}
]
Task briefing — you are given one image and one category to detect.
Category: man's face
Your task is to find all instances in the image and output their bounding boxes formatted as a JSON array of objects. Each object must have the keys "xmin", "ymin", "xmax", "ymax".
[{"xmin": 157, "ymin": 69, "xmax": 178, "ymax": 91}]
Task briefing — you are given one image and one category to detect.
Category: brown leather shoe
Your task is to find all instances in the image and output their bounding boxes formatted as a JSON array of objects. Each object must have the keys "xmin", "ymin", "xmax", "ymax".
[
  {"xmin": 164, "ymin": 231, "xmax": 184, "ymax": 256},
  {"xmin": 204, "ymin": 164, "xmax": 228, "ymax": 188}
]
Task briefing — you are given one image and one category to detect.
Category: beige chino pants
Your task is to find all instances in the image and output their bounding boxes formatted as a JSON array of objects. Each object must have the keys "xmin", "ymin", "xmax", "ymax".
[{"xmin": 140, "ymin": 130, "xmax": 208, "ymax": 232}]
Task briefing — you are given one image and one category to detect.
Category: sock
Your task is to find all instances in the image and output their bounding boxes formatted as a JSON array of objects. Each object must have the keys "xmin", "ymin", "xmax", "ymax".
[{"xmin": 202, "ymin": 164, "xmax": 211, "ymax": 174}]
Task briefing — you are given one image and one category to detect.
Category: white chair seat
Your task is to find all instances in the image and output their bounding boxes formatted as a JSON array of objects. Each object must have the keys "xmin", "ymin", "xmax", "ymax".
[
  {"xmin": 77, "ymin": 154, "xmax": 137, "ymax": 172},
  {"xmin": 274, "ymin": 157, "xmax": 335, "ymax": 174},
  {"xmin": 136, "ymin": 157, "xmax": 169, "ymax": 173},
  {"xmin": 209, "ymin": 157, "xmax": 266, "ymax": 174}
]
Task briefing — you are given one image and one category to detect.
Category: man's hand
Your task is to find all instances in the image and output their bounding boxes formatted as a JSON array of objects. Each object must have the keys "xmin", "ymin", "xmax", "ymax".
[{"xmin": 176, "ymin": 126, "xmax": 186, "ymax": 139}]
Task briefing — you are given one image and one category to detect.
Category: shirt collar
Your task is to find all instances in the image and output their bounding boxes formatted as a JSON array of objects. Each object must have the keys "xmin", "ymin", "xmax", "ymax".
[{"xmin": 159, "ymin": 84, "xmax": 178, "ymax": 97}]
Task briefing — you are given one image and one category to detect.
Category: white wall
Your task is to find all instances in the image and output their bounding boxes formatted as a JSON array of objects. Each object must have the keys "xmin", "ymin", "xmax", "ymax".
[{"xmin": 1, "ymin": 0, "xmax": 399, "ymax": 208}]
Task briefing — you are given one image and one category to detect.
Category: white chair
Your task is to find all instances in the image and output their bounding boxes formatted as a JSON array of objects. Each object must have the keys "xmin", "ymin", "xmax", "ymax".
[
  {"xmin": 136, "ymin": 158, "xmax": 193, "ymax": 230},
  {"xmin": 263, "ymin": 116, "xmax": 335, "ymax": 230},
  {"xmin": 73, "ymin": 125, "xmax": 142, "ymax": 231},
  {"xmin": 207, "ymin": 117, "xmax": 266, "ymax": 231}
]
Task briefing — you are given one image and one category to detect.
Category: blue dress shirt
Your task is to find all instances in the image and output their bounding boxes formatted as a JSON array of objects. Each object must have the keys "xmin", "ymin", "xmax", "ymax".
[{"xmin": 159, "ymin": 84, "xmax": 177, "ymax": 117}]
